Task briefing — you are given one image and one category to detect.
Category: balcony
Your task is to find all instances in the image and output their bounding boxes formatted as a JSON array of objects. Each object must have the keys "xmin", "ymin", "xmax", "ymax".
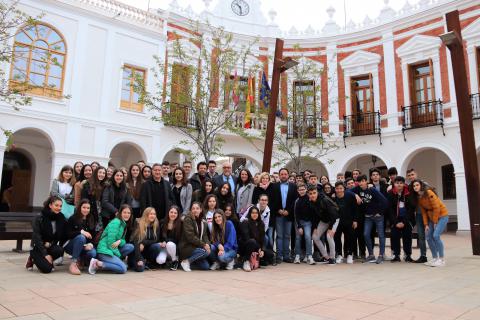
[
  {"xmin": 231, "ymin": 112, "xmax": 267, "ymax": 130},
  {"xmin": 163, "ymin": 102, "xmax": 198, "ymax": 129},
  {"xmin": 402, "ymin": 100, "xmax": 444, "ymax": 140},
  {"xmin": 343, "ymin": 111, "xmax": 381, "ymax": 146},
  {"xmin": 287, "ymin": 115, "xmax": 322, "ymax": 139},
  {"xmin": 471, "ymin": 93, "xmax": 480, "ymax": 120}
]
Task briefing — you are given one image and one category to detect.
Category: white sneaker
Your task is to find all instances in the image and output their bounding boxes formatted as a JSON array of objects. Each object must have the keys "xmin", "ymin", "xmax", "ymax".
[
  {"xmin": 88, "ymin": 258, "xmax": 98, "ymax": 275},
  {"xmin": 302, "ymin": 256, "xmax": 308, "ymax": 263},
  {"xmin": 294, "ymin": 255, "xmax": 301, "ymax": 264},
  {"xmin": 384, "ymin": 254, "xmax": 394, "ymax": 261},
  {"xmin": 307, "ymin": 255, "xmax": 316, "ymax": 265},
  {"xmin": 243, "ymin": 260, "xmax": 251, "ymax": 272},
  {"xmin": 53, "ymin": 257, "xmax": 63, "ymax": 266},
  {"xmin": 430, "ymin": 259, "xmax": 444, "ymax": 267},
  {"xmin": 181, "ymin": 260, "xmax": 191, "ymax": 272},
  {"xmin": 210, "ymin": 262, "xmax": 219, "ymax": 271},
  {"xmin": 226, "ymin": 260, "xmax": 235, "ymax": 270},
  {"xmin": 424, "ymin": 258, "xmax": 437, "ymax": 266},
  {"xmin": 346, "ymin": 255, "xmax": 353, "ymax": 264},
  {"xmin": 336, "ymin": 255, "xmax": 343, "ymax": 264},
  {"xmin": 438, "ymin": 258, "xmax": 446, "ymax": 267}
]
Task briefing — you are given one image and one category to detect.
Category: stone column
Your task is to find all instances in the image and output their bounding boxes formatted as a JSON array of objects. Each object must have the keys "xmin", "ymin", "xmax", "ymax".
[{"xmin": 382, "ymin": 32, "xmax": 399, "ymax": 129}]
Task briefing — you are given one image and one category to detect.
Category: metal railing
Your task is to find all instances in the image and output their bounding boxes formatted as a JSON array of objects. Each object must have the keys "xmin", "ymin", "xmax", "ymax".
[
  {"xmin": 163, "ymin": 102, "xmax": 198, "ymax": 129},
  {"xmin": 402, "ymin": 100, "xmax": 444, "ymax": 140},
  {"xmin": 287, "ymin": 115, "xmax": 322, "ymax": 139},
  {"xmin": 343, "ymin": 111, "xmax": 381, "ymax": 137},
  {"xmin": 471, "ymin": 93, "xmax": 480, "ymax": 120},
  {"xmin": 231, "ymin": 112, "xmax": 268, "ymax": 130}
]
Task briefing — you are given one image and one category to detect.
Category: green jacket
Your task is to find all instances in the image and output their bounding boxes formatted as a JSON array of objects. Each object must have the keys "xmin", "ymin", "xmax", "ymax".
[
  {"xmin": 97, "ymin": 218, "xmax": 127, "ymax": 257},
  {"xmin": 178, "ymin": 213, "xmax": 210, "ymax": 260}
]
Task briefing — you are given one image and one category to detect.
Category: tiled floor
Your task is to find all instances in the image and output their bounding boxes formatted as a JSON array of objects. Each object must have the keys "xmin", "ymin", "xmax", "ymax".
[{"xmin": 0, "ymin": 234, "xmax": 479, "ymax": 319}]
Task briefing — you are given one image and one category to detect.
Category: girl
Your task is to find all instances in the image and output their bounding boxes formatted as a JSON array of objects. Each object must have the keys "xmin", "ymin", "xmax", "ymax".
[
  {"xmin": 323, "ymin": 183, "xmax": 334, "ymax": 198},
  {"xmin": 412, "ymin": 180, "xmax": 448, "ymax": 267},
  {"xmin": 106, "ymin": 166, "xmax": 115, "ymax": 179},
  {"xmin": 90, "ymin": 161, "xmax": 100, "ymax": 173},
  {"xmin": 320, "ymin": 175, "xmax": 330, "ymax": 186},
  {"xmin": 81, "ymin": 166, "xmax": 107, "ymax": 224},
  {"xmin": 88, "ymin": 205, "xmax": 135, "ymax": 274},
  {"xmin": 73, "ymin": 161, "xmax": 84, "ymax": 181},
  {"xmin": 192, "ymin": 180, "xmax": 214, "ymax": 204},
  {"xmin": 50, "ymin": 165, "xmax": 76, "ymax": 219},
  {"xmin": 158, "ymin": 205, "xmax": 183, "ymax": 270},
  {"xmin": 235, "ymin": 169, "xmax": 254, "ymax": 216},
  {"xmin": 74, "ymin": 164, "xmax": 93, "ymax": 206},
  {"xmin": 130, "ymin": 207, "xmax": 161, "ymax": 272},
  {"xmin": 209, "ymin": 209, "xmax": 238, "ymax": 271},
  {"xmin": 171, "ymin": 168, "xmax": 193, "ymax": 216},
  {"xmin": 203, "ymin": 194, "xmax": 218, "ymax": 233},
  {"xmin": 224, "ymin": 203, "xmax": 240, "ymax": 235},
  {"xmin": 101, "ymin": 169, "xmax": 132, "ymax": 228},
  {"xmin": 142, "ymin": 165, "xmax": 152, "ymax": 180},
  {"xmin": 65, "ymin": 199, "xmax": 97, "ymax": 275},
  {"xmin": 178, "ymin": 202, "xmax": 210, "ymax": 271},
  {"xmin": 26, "ymin": 196, "xmax": 67, "ymax": 273},
  {"xmin": 126, "ymin": 164, "xmax": 143, "ymax": 218},
  {"xmin": 238, "ymin": 206, "xmax": 273, "ymax": 271},
  {"xmin": 214, "ymin": 182, "xmax": 234, "ymax": 211}
]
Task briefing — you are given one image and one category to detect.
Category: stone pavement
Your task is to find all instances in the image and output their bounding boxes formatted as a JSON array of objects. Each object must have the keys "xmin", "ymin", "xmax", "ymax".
[{"xmin": 0, "ymin": 234, "xmax": 479, "ymax": 320}]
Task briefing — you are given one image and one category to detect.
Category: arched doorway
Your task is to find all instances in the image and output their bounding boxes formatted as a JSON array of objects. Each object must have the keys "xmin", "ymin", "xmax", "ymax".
[
  {"xmin": 1, "ymin": 128, "xmax": 54, "ymax": 211},
  {"xmin": 109, "ymin": 142, "xmax": 146, "ymax": 169},
  {"xmin": 163, "ymin": 148, "xmax": 192, "ymax": 167},
  {"xmin": 285, "ymin": 157, "xmax": 328, "ymax": 177},
  {"xmin": 342, "ymin": 154, "xmax": 388, "ymax": 179}
]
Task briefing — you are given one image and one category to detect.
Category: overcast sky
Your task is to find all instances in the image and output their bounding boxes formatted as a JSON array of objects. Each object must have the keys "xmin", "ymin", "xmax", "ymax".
[{"xmin": 117, "ymin": 0, "xmax": 418, "ymax": 32}]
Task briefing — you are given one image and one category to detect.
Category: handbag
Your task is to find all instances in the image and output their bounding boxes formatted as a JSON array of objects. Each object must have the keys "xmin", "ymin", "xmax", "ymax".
[
  {"xmin": 61, "ymin": 198, "xmax": 75, "ymax": 219},
  {"xmin": 249, "ymin": 252, "xmax": 259, "ymax": 270}
]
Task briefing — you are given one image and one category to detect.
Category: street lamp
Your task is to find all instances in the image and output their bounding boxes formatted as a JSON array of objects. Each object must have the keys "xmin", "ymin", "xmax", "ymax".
[{"xmin": 262, "ymin": 39, "xmax": 298, "ymax": 173}]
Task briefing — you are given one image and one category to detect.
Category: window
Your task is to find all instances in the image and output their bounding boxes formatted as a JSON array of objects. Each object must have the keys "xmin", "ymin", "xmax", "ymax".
[
  {"xmin": 120, "ymin": 65, "xmax": 146, "ymax": 112},
  {"xmin": 351, "ymin": 75, "xmax": 373, "ymax": 114},
  {"xmin": 409, "ymin": 60, "xmax": 435, "ymax": 105},
  {"xmin": 441, "ymin": 164, "xmax": 456, "ymax": 200},
  {"xmin": 171, "ymin": 63, "xmax": 192, "ymax": 105},
  {"xmin": 224, "ymin": 75, "xmax": 253, "ymax": 112},
  {"xmin": 293, "ymin": 80, "xmax": 316, "ymax": 117},
  {"xmin": 10, "ymin": 23, "xmax": 66, "ymax": 98}
]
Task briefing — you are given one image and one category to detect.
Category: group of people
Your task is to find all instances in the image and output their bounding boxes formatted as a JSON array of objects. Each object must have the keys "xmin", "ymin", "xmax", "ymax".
[{"xmin": 25, "ymin": 159, "xmax": 449, "ymax": 275}]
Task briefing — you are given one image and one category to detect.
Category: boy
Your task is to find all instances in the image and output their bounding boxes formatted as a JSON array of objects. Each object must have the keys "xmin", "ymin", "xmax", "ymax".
[
  {"xmin": 333, "ymin": 182, "xmax": 358, "ymax": 264},
  {"xmin": 294, "ymin": 183, "xmax": 315, "ymax": 265}
]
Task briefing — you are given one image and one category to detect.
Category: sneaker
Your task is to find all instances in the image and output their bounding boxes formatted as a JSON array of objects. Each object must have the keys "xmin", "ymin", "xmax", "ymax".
[
  {"xmin": 336, "ymin": 255, "xmax": 343, "ymax": 264},
  {"xmin": 318, "ymin": 257, "xmax": 329, "ymax": 264},
  {"xmin": 25, "ymin": 256, "xmax": 33, "ymax": 271},
  {"xmin": 53, "ymin": 257, "xmax": 63, "ymax": 266},
  {"xmin": 243, "ymin": 260, "xmax": 251, "ymax": 272},
  {"xmin": 181, "ymin": 260, "xmax": 191, "ymax": 272},
  {"xmin": 69, "ymin": 262, "xmax": 81, "ymax": 275},
  {"xmin": 170, "ymin": 260, "xmax": 179, "ymax": 271},
  {"xmin": 437, "ymin": 258, "xmax": 446, "ymax": 267},
  {"xmin": 391, "ymin": 255, "xmax": 401, "ymax": 263},
  {"xmin": 307, "ymin": 255, "xmax": 316, "ymax": 265},
  {"xmin": 294, "ymin": 255, "xmax": 301, "ymax": 264},
  {"xmin": 430, "ymin": 259, "xmax": 443, "ymax": 267},
  {"xmin": 346, "ymin": 255, "xmax": 353, "ymax": 264},
  {"xmin": 88, "ymin": 258, "xmax": 98, "ymax": 275},
  {"xmin": 302, "ymin": 256, "xmax": 308, "ymax": 263},
  {"xmin": 404, "ymin": 255, "xmax": 414, "ymax": 263},
  {"xmin": 424, "ymin": 258, "xmax": 437, "ymax": 266},
  {"xmin": 327, "ymin": 258, "xmax": 336, "ymax": 265},
  {"xmin": 415, "ymin": 256, "xmax": 428, "ymax": 263},
  {"xmin": 384, "ymin": 254, "xmax": 394, "ymax": 261},
  {"xmin": 275, "ymin": 256, "xmax": 283, "ymax": 264},
  {"xmin": 210, "ymin": 261, "xmax": 219, "ymax": 271},
  {"xmin": 226, "ymin": 260, "xmax": 235, "ymax": 270},
  {"xmin": 365, "ymin": 255, "xmax": 376, "ymax": 263},
  {"xmin": 283, "ymin": 257, "xmax": 294, "ymax": 263},
  {"xmin": 376, "ymin": 255, "xmax": 384, "ymax": 264},
  {"xmin": 313, "ymin": 252, "xmax": 322, "ymax": 262}
]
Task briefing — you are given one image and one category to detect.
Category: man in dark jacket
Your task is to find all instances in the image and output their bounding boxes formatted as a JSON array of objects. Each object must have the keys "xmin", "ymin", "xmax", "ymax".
[
  {"xmin": 387, "ymin": 176, "xmax": 415, "ymax": 262},
  {"xmin": 333, "ymin": 181, "xmax": 358, "ymax": 264},
  {"xmin": 189, "ymin": 161, "xmax": 210, "ymax": 192},
  {"xmin": 140, "ymin": 163, "xmax": 175, "ymax": 220}
]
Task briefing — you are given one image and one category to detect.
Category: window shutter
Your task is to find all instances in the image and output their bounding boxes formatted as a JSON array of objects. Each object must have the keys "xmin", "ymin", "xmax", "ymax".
[
  {"xmin": 369, "ymin": 73, "xmax": 374, "ymax": 112},
  {"xmin": 428, "ymin": 58, "xmax": 435, "ymax": 101},
  {"xmin": 408, "ymin": 65, "xmax": 414, "ymax": 105}
]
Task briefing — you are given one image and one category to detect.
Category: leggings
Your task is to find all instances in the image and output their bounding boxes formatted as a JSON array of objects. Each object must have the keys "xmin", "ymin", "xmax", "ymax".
[
  {"xmin": 30, "ymin": 245, "xmax": 64, "ymax": 274},
  {"xmin": 157, "ymin": 242, "xmax": 178, "ymax": 264},
  {"xmin": 312, "ymin": 220, "xmax": 339, "ymax": 259}
]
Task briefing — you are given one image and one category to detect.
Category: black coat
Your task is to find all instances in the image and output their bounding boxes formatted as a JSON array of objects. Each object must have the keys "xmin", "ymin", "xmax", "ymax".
[
  {"xmin": 271, "ymin": 182, "xmax": 298, "ymax": 222},
  {"xmin": 31, "ymin": 209, "xmax": 67, "ymax": 257},
  {"xmin": 139, "ymin": 178, "xmax": 174, "ymax": 220},
  {"xmin": 309, "ymin": 194, "xmax": 339, "ymax": 229},
  {"xmin": 387, "ymin": 187, "xmax": 416, "ymax": 228},
  {"xmin": 66, "ymin": 215, "xmax": 96, "ymax": 241},
  {"xmin": 212, "ymin": 174, "xmax": 237, "ymax": 190},
  {"xmin": 101, "ymin": 184, "xmax": 132, "ymax": 219},
  {"xmin": 239, "ymin": 219, "xmax": 265, "ymax": 251},
  {"xmin": 189, "ymin": 173, "xmax": 210, "ymax": 192},
  {"xmin": 252, "ymin": 183, "xmax": 276, "ymax": 206}
]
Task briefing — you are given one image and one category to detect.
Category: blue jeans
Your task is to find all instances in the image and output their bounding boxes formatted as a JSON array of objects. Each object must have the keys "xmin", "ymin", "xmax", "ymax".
[
  {"xmin": 97, "ymin": 243, "xmax": 134, "ymax": 274},
  {"xmin": 415, "ymin": 210, "xmax": 427, "ymax": 256},
  {"xmin": 295, "ymin": 220, "xmax": 312, "ymax": 256},
  {"xmin": 64, "ymin": 234, "xmax": 96, "ymax": 262},
  {"xmin": 266, "ymin": 227, "xmax": 274, "ymax": 249},
  {"xmin": 209, "ymin": 246, "xmax": 237, "ymax": 264},
  {"xmin": 364, "ymin": 215, "xmax": 385, "ymax": 256},
  {"xmin": 188, "ymin": 248, "xmax": 210, "ymax": 270},
  {"xmin": 132, "ymin": 243, "xmax": 162, "ymax": 272},
  {"xmin": 276, "ymin": 216, "xmax": 292, "ymax": 259},
  {"xmin": 426, "ymin": 216, "xmax": 448, "ymax": 259}
]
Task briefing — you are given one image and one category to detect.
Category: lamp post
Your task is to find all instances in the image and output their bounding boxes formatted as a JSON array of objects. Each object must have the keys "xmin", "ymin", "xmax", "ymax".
[
  {"xmin": 441, "ymin": 10, "xmax": 480, "ymax": 255},
  {"xmin": 262, "ymin": 38, "xmax": 298, "ymax": 172}
]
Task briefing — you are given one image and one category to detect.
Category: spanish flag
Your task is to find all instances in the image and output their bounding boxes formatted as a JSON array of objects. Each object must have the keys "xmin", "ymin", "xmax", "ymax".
[{"xmin": 244, "ymin": 77, "xmax": 254, "ymax": 128}]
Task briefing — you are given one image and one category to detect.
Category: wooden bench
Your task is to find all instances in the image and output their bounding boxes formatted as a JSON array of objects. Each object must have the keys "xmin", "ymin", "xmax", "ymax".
[{"xmin": 0, "ymin": 212, "xmax": 39, "ymax": 252}]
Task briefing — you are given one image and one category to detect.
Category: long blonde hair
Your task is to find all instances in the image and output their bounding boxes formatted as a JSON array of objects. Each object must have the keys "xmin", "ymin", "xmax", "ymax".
[{"xmin": 133, "ymin": 207, "xmax": 159, "ymax": 242}]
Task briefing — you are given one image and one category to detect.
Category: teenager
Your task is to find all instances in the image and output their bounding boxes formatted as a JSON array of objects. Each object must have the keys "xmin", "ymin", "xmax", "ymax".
[
  {"xmin": 179, "ymin": 202, "xmax": 211, "ymax": 271},
  {"xmin": 90, "ymin": 161, "xmax": 100, "ymax": 173},
  {"xmin": 137, "ymin": 160, "xmax": 146, "ymax": 170},
  {"xmin": 320, "ymin": 175, "xmax": 330, "ymax": 186},
  {"xmin": 65, "ymin": 199, "xmax": 97, "ymax": 275},
  {"xmin": 158, "ymin": 206, "xmax": 183, "ymax": 270},
  {"xmin": 352, "ymin": 169, "xmax": 361, "ymax": 182},
  {"xmin": 203, "ymin": 194, "xmax": 218, "ymax": 233},
  {"xmin": 369, "ymin": 168, "xmax": 388, "ymax": 196},
  {"xmin": 126, "ymin": 164, "xmax": 143, "ymax": 218},
  {"xmin": 333, "ymin": 182, "xmax": 358, "ymax": 264},
  {"xmin": 192, "ymin": 180, "xmax": 214, "ymax": 204},
  {"xmin": 81, "ymin": 166, "xmax": 107, "ymax": 224},
  {"xmin": 294, "ymin": 183, "xmax": 315, "ymax": 265},
  {"xmin": 207, "ymin": 160, "xmax": 218, "ymax": 180},
  {"xmin": 387, "ymin": 167, "xmax": 398, "ymax": 191},
  {"xmin": 412, "ymin": 180, "xmax": 448, "ymax": 267},
  {"xmin": 139, "ymin": 163, "xmax": 174, "ymax": 221},
  {"xmin": 142, "ymin": 165, "xmax": 152, "ymax": 180},
  {"xmin": 309, "ymin": 186, "xmax": 339, "ymax": 265},
  {"xmin": 189, "ymin": 161, "xmax": 209, "ymax": 192},
  {"xmin": 323, "ymin": 183, "xmax": 334, "ymax": 198},
  {"xmin": 336, "ymin": 173, "xmax": 345, "ymax": 183},
  {"xmin": 182, "ymin": 160, "xmax": 193, "ymax": 179},
  {"xmin": 106, "ymin": 166, "xmax": 115, "ymax": 180},
  {"xmin": 88, "ymin": 205, "xmax": 135, "ymax": 274},
  {"xmin": 73, "ymin": 161, "xmax": 84, "ymax": 181},
  {"xmin": 387, "ymin": 176, "xmax": 415, "ymax": 263},
  {"xmin": 26, "ymin": 196, "xmax": 67, "ymax": 273},
  {"xmin": 209, "ymin": 209, "xmax": 238, "ymax": 270},
  {"xmin": 214, "ymin": 182, "xmax": 234, "ymax": 211},
  {"xmin": 171, "ymin": 168, "xmax": 193, "ymax": 216},
  {"xmin": 224, "ymin": 203, "xmax": 240, "ymax": 236},
  {"xmin": 50, "ymin": 165, "xmax": 76, "ymax": 218},
  {"xmin": 407, "ymin": 168, "xmax": 428, "ymax": 263},
  {"xmin": 130, "ymin": 207, "xmax": 161, "ymax": 272},
  {"xmin": 73, "ymin": 164, "xmax": 93, "ymax": 206},
  {"xmin": 101, "ymin": 169, "xmax": 132, "ymax": 228},
  {"xmin": 235, "ymin": 169, "xmax": 255, "ymax": 216}
]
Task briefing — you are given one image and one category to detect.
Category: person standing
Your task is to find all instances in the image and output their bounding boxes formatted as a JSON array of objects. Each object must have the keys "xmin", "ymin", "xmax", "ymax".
[
  {"xmin": 171, "ymin": 168, "xmax": 193, "ymax": 216},
  {"xmin": 207, "ymin": 160, "xmax": 218, "ymax": 180},
  {"xmin": 101, "ymin": 169, "xmax": 132, "ymax": 228},
  {"xmin": 333, "ymin": 182, "xmax": 358, "ymax": 264},
  {"xmin": 182, "ymin": 161, "xmax": 193, "ymax": 179},
  {"xmin": 407, "ymin": 168, "xmax": 428, "ymax": 263},
  {"xmin": 293, "ymin": 183, "xmax": 315, "ymax": 265},
  {"xmin": 140, "ymin": 163, "xmax": 175, "ymax": 221},
  {"xmin": 189, "ymin": 162, "xmax": 210, "ymax": 192},
  {"xmin": 235, "ymin": 169, "xmax": 255, "ymax": 216},
  {"xmin": 126, "ymin": 164, "xmax": 143, "ymax": 218},
  {"xmin": 213, "ymin": 162, "xmax": 236, "ymax": 191}
]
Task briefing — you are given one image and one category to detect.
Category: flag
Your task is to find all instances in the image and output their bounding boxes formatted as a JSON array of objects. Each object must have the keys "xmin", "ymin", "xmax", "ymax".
[
  {"xmin": 244, "ymin": 77, "xmax": 254, "ymax": 128},
  {"xmin": 259, "ymin": 71, "xmax": 271, "ymax": 109},
  {"xmin": 232, "ymin": 70, "xmax": 239, "ymax": 106}
]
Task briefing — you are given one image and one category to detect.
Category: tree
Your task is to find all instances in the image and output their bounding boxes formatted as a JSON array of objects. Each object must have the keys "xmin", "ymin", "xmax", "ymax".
[{"xmin": 138, "ymin": 20, "xmax": 261, "ymax": 161}]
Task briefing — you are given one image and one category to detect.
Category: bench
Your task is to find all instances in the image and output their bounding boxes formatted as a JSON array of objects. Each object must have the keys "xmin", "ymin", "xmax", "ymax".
[{"xmin": 0, "ymin": 212, "xmax": 39, "ymax": 252}]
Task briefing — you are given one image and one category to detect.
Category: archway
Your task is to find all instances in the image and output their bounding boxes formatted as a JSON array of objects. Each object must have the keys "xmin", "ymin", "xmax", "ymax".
[
  {"xmin": 109, "ymin": 142, "xmax": 146, "ymax": 169},
  {"xmin": 1, "ymin": 128, "xmax": 54, "ymax": 211},
  {"xmin": 285, "ymin": 156, "xmax": 328, "ymax": 177},
  {"xmin": 342, "ymin": 154, "xmax": 388, "ymax": 179},
  {"xmin": 214, "ymin": 154, "xmax": 261, "ymax": 176},
  {"xmin": 163, "ymin": 148, "xmax": 192, "ymax": 167}
]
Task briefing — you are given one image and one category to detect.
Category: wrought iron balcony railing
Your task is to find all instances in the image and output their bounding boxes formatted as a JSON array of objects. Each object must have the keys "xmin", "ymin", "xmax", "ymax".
[
  {"xmin": 343, "ymin": 111, "xmax": 382, "ymax": 147},
  {"xmin": 287, "ymin": 115, "xmax": 322, "ymax": 140},
  {"xmin": 163, "ymin": 102, "xmax": 198, "ymax": 129},
  {"xmin": 402, "ymin": 100, "xmax": 444, "ymax": 140}
]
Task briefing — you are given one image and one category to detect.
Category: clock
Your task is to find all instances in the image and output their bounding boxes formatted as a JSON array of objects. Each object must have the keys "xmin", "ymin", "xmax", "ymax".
[{"xmin": 231, "ymin": 0, "xmax": 250, "ymax": 16}]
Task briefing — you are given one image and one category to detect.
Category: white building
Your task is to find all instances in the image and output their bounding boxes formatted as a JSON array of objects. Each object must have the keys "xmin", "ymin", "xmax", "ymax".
[{"xmin": 1, "ymin": 0, "xmax": 480, "ymax": 232}]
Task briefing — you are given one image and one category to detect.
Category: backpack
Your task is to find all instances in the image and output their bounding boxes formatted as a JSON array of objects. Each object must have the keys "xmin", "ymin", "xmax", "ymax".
[{"xmin": 320, "ymin": 193, "xmax": 339, "ymax": 220}]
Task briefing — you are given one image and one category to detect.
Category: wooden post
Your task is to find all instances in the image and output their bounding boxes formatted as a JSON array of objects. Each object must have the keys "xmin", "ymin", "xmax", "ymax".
[
  {"xmin": 444, "ymin": 11, "xmax": 480, "ymax": 255},
  {"xmin": 262, "ymin": 38, "xmax": 284, "ymax": 173}
]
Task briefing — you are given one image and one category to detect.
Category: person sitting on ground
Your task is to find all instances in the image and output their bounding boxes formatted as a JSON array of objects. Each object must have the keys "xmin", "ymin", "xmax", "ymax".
[
  {"xmin": 130, "ymin": 207, "xmax": 162, "ymax": 272},
  {"xmin": 158, "ymin": 205, "xmax": 183, "ymax": 271},
  {"xmin": 209, "ymin": 209, "xmax": 238, "ymax": 271}
]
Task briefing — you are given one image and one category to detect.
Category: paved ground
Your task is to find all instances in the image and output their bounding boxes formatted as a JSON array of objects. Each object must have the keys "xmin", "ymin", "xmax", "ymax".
[{"xmin": 0, "ymin": 234, "xmax": 479, "ymax": 320}]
